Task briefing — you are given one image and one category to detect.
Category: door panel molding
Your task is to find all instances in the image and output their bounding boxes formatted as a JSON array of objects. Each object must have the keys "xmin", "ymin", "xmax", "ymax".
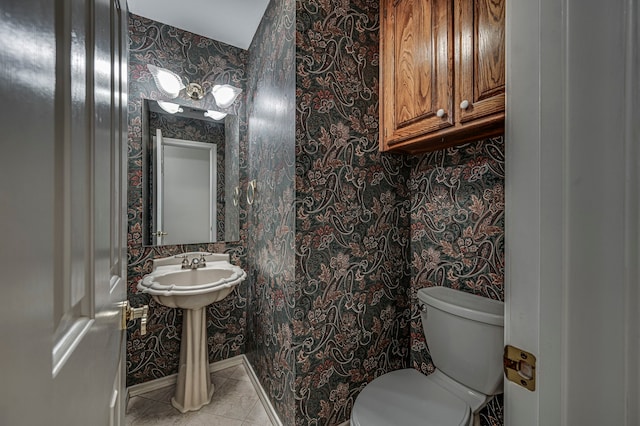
[
  {"xmin": 506, "ymin": 0, "xmax": 639, "ymax": 424},
  {"xmin": 0, "ymin": 0, "xmax": 128, "ymax": 424}
]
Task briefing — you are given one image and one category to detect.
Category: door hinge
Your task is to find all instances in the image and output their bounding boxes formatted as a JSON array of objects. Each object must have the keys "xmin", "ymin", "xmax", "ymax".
[
  {"xmin": 120, "ymin": 301, "xmax": 149, "ymax": 336},
  {"xmin": 503, "ymin": 345, "xmax": 536, "ymax": 391}
]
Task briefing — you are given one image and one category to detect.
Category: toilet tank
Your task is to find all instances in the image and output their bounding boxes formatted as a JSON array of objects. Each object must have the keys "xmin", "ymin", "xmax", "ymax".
[{"xmin": 418, "ymin": 286, "xmax": 504, "ymax": 395}]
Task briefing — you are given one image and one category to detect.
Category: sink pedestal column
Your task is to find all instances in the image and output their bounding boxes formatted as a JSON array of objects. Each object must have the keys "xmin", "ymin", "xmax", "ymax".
[{"xmin": 171, "ymin": 307, "xmax": 214, "ymax": 412}]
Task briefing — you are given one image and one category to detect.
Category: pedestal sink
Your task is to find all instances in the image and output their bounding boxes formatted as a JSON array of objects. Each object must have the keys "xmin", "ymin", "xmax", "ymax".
[{"xmin": 137, "ymin": 252, "xmax": 246, "ymax": 413}]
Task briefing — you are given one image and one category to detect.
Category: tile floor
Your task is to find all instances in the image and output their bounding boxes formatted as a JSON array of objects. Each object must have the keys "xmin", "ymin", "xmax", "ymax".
[{"xmin": 126, "ymin": 364, "xmax": 273, "ymax": 426}]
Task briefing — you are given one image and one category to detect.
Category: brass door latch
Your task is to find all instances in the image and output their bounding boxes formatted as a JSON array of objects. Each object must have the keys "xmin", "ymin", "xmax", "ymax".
[
  {"xmin": 504, "ymin": 345, "xmax": 536, "ymax": 391},
  {"xmin": 120, "ymin": 301, "xmax": 149, "ymax": 335}
]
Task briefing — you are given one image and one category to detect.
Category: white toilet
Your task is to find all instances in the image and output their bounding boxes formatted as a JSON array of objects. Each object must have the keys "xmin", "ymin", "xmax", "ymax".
[{"xmin": 351, "ymin": 286, "xmax": 504, "ymax": 426}]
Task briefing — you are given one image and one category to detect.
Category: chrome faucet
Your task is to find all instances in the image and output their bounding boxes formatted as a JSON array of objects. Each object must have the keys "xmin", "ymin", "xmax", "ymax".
[{"xmin": 181, "ymin": 254, "xmax": 207, "ymax": 270}]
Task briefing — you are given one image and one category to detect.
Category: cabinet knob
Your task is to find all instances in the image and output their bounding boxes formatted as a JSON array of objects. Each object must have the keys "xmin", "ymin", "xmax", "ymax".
[
  {"xmin": 436, "ymin": 108, "xmax": 446, "ymax": 118},
  {"xmin": 460, "ymin": 100, "xmax": 470, "ymax": 110}
]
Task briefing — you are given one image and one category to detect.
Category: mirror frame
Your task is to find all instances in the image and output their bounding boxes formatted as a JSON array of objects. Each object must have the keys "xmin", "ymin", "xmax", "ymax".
[{"xmin": 141, "ymin": 98, "xmax": 241, "ymax": 246}]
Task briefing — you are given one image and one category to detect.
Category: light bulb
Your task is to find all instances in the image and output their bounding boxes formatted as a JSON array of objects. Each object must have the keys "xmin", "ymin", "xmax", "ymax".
[
  {"xmin": 147, "ymin": 64, "xmax": 185, "ymax": 99},
  {"xmin": 204, "ymin": 110, "xmax": 228, "ymax": 120},
  {"xmin": 157, "ymin": 101, "xmax": 183, "ymax": 114},
  {"xmin": 211, "ymin": 84, "xmax": 242, "ymax": 108}
]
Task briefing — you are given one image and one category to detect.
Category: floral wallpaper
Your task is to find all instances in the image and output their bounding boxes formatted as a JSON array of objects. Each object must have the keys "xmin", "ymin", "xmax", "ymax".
[
  {"xmin": 148, "ymin": 111, "xmax": 226, "ymax": 241},
  {"xmin": 294, "ymin": 0, "xmax": 412, "ymax": 424},
  {"xmin": 126, "ymin": 14, "xmax": 248, "ymax": 386},
  {"xmin": 245, "ymin": 0, "xmax": 297, "ymax": 423},
  {"xmin": 409, "ymin": 136, "xmax": 506, "ymax": 426},
  {"xmin": 126, "ymin": 5, "xmax": 506, "ymax": 426}
]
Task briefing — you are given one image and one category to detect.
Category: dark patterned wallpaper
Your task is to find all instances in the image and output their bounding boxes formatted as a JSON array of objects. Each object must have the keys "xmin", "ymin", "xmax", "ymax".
[
  {"xmin": 409, "ymin": 136, "xmax": 506, "ymax": 425},
  {"xmin": 294, "ymin": 0, "xmax": 412, "ymax": 424},
  {"xmin": 126, "ymin": 4, "xmax": 505, "ymax": 426},
  {"xmin": 245, "ymin": 0, "xmax": 297, "ymax": 423},
  {"xmin": 126, "ymin": 14, "xmax": 248, "ymax": 386}
]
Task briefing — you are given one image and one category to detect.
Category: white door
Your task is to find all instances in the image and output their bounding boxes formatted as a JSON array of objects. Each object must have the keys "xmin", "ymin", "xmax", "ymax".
[
  {"xmin": 155, "ymin": 137, "xmax": 217, "ymax": 245},
  {"xmin": 153, "ymin": 129, "xmax": 165, "ymax": 245},
  {"xmin": 0, "ymin": 0, "xmax": 129, "ymax": 425},
  {"xmin": 505, "ymin": 0, "xmax": 639, "ymax": 424}
]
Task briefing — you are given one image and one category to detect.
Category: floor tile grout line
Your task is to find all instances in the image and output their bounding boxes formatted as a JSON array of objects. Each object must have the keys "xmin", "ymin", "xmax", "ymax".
[
  {"xmin": 136, "ymin": 394, "xmax": 172, "ymax": 403},
  {"xmin": 126, "ymin": 362, "xmax": 273, "ymax": 425},
  {"xmin": 242, "ymin": 398, "xmax": 261, "ymax": 422}
]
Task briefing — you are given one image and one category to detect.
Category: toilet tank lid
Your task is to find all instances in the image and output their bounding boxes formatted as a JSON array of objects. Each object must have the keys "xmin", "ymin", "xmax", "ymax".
[{"xmin": 418, "ymin": 287, "xmax": 504, "ymax": 326}]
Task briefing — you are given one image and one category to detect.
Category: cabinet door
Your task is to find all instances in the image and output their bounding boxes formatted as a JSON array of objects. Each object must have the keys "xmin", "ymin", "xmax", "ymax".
[
  {"xmin": 381, "ymin": 0, "xmax": 454, "ymax": 149},
  {"xmin": 456, "ymin": 0, "xmax": 505, "ymax": 123}
]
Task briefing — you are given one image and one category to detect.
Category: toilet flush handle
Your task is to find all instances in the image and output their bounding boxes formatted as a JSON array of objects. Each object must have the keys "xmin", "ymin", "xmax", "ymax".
[{"xmin": 418, "ymin": 303, "xmax": 427, "ymax": 312}]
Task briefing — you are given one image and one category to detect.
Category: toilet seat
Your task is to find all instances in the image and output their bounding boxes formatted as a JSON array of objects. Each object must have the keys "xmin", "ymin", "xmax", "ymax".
[{"xmin": 351, "ymin": 369, "xmax": 472, "ymax": 426}]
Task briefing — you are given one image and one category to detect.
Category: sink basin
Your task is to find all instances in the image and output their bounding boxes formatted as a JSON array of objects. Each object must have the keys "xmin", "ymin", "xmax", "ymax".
[
  {"xmin": 136, "ymin": 252, "xmax": 247, "ymax": 413},
  {"xmin": 138, "ymin": 261, "xmax": 246, "ymax": 309}
]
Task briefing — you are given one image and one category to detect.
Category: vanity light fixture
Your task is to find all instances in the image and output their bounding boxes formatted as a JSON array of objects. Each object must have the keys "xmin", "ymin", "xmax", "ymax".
[
  {"xmin": 147, "ymin": 65, "xmax": 185, "ymax": 99},
  {"xmin": 157, "ymin": 101, "xmax": 184, "ymax": 114},
  {"xmin": 210, "ymin": 84, "xmax": 242, "ymax": 108},
  {"xmin": 147, "ymin": 64, "xmax": 242, "ymax": 106},
  {"xmin": 204, "ymin": 110, "xmax": 228, "ymax": 121}
]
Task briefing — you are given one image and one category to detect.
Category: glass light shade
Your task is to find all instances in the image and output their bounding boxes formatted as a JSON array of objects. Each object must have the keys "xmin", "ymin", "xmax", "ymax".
[
  {"xmin": 204, "ymin": 110, "xmax": 228, "ymax": 120},
  {"xmin": 157, "ymin": 101, "xmax": 183, "ymax": 114},
  {"xmin": 211, "ymin": 84, "xmax": 242, "ymax": 108},
  {"xmin": 147, "ymin": 64, "xmax": 185, "ymax": 99}
]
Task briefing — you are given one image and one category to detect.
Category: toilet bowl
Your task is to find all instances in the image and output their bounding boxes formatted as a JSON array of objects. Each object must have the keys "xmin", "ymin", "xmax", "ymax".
[{"xmin": 351, "ymin": 286, "xmax": 504, "ymax": 426}]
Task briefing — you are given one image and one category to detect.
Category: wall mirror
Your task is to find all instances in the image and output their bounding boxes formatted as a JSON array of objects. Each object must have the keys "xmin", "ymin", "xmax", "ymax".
[{"xmin": 142, "ymin": 99, "xmax": 240, "ymax": 246}]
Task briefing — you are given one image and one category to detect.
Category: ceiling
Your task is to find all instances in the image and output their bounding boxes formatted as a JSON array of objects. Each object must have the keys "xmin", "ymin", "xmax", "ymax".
[{"xmin": 127, "ymin": 0, "xmax": 270, "ymax": 50}]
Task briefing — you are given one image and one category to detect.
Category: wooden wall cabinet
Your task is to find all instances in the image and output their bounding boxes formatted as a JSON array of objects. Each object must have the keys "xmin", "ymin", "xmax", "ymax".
[{"xmin": 380, "ymin": 0, "xmax": 505, "ymax": 154}]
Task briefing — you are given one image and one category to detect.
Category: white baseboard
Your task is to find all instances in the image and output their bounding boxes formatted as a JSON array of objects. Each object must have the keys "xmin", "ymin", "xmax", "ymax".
[
  {"xmin": 127, "ymin": 355, "xmax": 244, "ymax": 397},
  {"xmin": 209, "ymin": 354, "xmax": 245, "ymax": 373},
  {"xmin": 241, "ymin": 356, "xmax": 283, "ymax": 426},
  {"xmin": 126, "ymin": 355, "xmax": 282, "ymax": 425},
  {"xmin": 127, "ymin": 370, "xmax": 180, "ymax": 397}
]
